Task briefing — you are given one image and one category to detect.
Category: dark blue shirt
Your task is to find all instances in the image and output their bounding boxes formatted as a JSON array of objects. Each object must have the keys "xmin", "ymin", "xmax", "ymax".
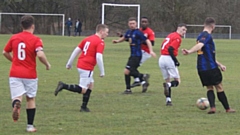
[
  {"xmin": 196, "ymin": 31, "xmax": 218, "ymax": 71},
  {"xmin": 124, "ymin": 29, "xmax": 147, "ymax": 57},
  {"xmin": 65, "ymin": 20, "xmax": 72, "ymax": 28}
]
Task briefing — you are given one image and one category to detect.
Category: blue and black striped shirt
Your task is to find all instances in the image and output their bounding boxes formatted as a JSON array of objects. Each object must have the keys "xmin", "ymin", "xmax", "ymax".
[
  {"xmin": 124, "ymin": 29, "xmax": 147, "ymax": 57},
  {"xmin": 196, "ymin": 31, "xmax": 218, "ymax": 71}
]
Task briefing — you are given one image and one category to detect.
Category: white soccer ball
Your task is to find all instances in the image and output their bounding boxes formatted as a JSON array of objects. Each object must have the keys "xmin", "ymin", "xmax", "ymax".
[{"xmin": 196, "ymin": 97, "xmax": 209, "ymax": 110}]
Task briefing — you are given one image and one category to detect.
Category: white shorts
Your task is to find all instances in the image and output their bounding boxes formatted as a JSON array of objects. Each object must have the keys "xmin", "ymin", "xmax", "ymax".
[
  {"xmin": 159, "ymin": 55, "xmax": 180, "ymax": 80},
  {"xmin": 9, "ymin": 77, "xmax": 38, "ymax": 99},
  {"xmin": 77, "ymin": 68, "xmax": 94, "ymax": 89},
  {"xmin": 140, "ymin": 50, "xmax": 151, "ymax": 65}
]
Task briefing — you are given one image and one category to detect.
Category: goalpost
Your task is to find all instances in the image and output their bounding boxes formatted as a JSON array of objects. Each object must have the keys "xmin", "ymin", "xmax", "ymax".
[
  {"xmin": 185, "ymin": 24, "xmax": 232, "ymax": 39},
  {"xmin": 0, "ymin": 12, "xmax": 65, "ymax": 36},
  {"xmin": 101, "ymin": 3, "xmax": 140, "ymax": 28}
]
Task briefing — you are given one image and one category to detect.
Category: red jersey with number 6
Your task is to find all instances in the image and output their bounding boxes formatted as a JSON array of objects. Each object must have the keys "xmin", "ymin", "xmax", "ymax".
[
  {"xmin": 4, "ymin": 31, "xmax": 43, "ymax": 79},
  {"xmin": 140, "ymin": 27, "xmax": 155, "ymax": 53},
  {"xmin": 77, "ymin": 34, "xmax": 105, "ymax": 70},
  {"xmin": 160, "ymin": 32, "xmax": 182, "ymax": 56}
]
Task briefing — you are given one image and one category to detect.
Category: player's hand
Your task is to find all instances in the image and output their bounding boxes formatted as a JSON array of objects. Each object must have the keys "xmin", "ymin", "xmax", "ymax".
[
  {"xmin": 116, "ymin": 32, "xmax": 123, "ymax": 37},
  {"xmin": 175, "ymin": 61, "xmax": 180, "ymax": 67},
  {"xmin": 46, "ymin": 64, "xmax": 51, "ymax": 70},
  {"xmin": 66, "ymin": 64, "xmax": 72, "ymax": 70},
  {"xmin": 112, "ymin": 40, "xmax": 118, "ymax": 44},
  {"xmin": 219, "ymin": 64, "xmax": 226, "ymax": 71},
  {"xmin": 182, "ymin": 49, "xmax": 189, "ymax": 55},
  {"xmin": 150, "ymin": 51, "xmax": 156, "ymax": 58}
]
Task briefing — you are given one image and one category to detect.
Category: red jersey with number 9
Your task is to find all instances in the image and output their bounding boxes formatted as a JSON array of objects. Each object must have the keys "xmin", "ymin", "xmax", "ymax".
[
  {"xmin": 77, "ymin": 34, "xmax": 105, "ymax": 70},
  {"xmin": 4, "ymin": 31, "xmax": 43, "ymax": 79},
  {"xmin": 160, "ymin": 32, "xmax": 182, "ymax": 56}
]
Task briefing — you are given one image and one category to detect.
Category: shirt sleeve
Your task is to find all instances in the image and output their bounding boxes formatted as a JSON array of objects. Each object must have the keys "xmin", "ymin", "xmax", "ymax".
[
  {"xmin": 197, "ymin": 32, "xmax": 209, "ymax": 45},
  {"xmin": 78, "ymin": 40, "xmax": 85, "ymax": 50},
  {"xmin": 124, "ymin": 30, "xmax": 130, "ymax": 39},
  {"xmin": 96, "ymin": 41, "xmax": 105, "ymax": 54},
  {"xmin": 35, "ymin": 37, "xmax": 43, "ymax": 51},
  {"xmin": 138, "ymin": 31, "xmax": 147, "ymax": 41},
  {"xmin": 4, "ymin": 37, "xmax": 13, "ymax": 52},
  {"xmin": 148, "ymin": 30, "xmax": 155, "ymax": 41}
]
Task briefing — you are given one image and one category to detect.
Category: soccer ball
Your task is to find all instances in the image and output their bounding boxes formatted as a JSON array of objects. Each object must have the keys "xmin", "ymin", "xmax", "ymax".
[{"xmin": 196, "ymin": 98, "xmax": 209, "ymax": 110}]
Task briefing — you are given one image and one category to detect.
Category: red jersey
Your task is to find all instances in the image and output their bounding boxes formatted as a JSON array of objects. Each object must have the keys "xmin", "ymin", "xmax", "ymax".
[
  {"xmin": 140, "ymin": 27, "xmax": 155, "ymax": 53},
  {"xmin": 160, "ymin": 32, "xmax": 182, "ymax": 56},
  {"xmin": 77, "ymin": 34, "xmax": 105, "ymax": 70},
  {"xmin": 4, "ymin": 31, "xmax": 43, "ymax": 79}
]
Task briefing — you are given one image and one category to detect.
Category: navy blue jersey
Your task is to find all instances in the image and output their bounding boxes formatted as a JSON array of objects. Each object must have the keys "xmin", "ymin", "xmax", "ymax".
[
  {"xmin": 124, "ymin": 29, "xmax": 147, "ymax": 56},
  {"xmin": 196, "ymin": 31, "xmax": 218, "ymax": 71}
]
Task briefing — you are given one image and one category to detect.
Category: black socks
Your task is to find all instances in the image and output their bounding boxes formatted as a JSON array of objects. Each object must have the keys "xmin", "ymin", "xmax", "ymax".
[
  {"xmin": 81, "ymin": 89, "xmax": 92, "ymax": 109},
  {"xmin": 207, "ymin": 90, "xmax": 215, "ymax": 108},
  {"xmin": 170, "ymin": 81, "xmax": 179, "ymax": 87},
  {"xmin": 63, "ymin": 84, "xmax": 82, "ymax": 93},
  {"xmin": 26, "ymin": 108, "xmax": 36, "ymax": 125},
  {"xmin": 217, "ymin": 91, "xmax": 230, "ymax": 110},
  {"xmin": 125, "ymin": 75, "xmax": 131, "ymax": 89}
]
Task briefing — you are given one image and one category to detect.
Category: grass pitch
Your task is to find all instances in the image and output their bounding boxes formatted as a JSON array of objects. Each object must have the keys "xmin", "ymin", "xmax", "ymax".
[{"xmin": 0, "ymin": 34, "xmax": 240, "ymax": 135}]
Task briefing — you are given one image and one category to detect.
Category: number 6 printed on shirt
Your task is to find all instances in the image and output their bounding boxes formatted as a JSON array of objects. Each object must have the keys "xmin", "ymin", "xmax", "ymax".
[{"xmin": 18, "ymin": 42, "xmax": 26, "ymax": 60}]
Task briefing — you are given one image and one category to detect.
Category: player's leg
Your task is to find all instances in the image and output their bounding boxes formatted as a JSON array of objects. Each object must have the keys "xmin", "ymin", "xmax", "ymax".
[
  {"xmin": 9, "ymin": 77, "xmax": 25, "ymax": 122},
  {"xmin": 123, "ymin": 68, "xmax": 132, "ymax": 94},
  {"xmin": 198, "ymin": 69, "xmax": 216, "ymax": 114},
  {"xmin": 140, "ymin": 50, "xmax": 151, "ymax": 66},
  {"xmin": 138, "ymin": 51, "xmax": 151, "ymax": 90},
  {"xmin": 80, "ymin": 79, "xmax": 94, "ymax": 112},
  {"xmin": 215, "ymin": 83, "xmax": 235, "ymax": 113},
  {"xmin": 24, "ymin": 78, "xmax": 38, "ymax": 132},
  {"xmin": 212, "ymin": 68, "xmax": 235, "ymax": 113},
  {"xmin": 54, "ymin": 68, "xmax": 87, "ymax": 96},
  {"xmin": 54, "ymin": 80, "xmax": 83, "ymax": 96},
  {"xmin": 206, "ymin": 86, "xmax": 216, "ymax": 114},
  {"xmin": 123, "ymin": 57, "xmax": 134, "ymax": 94},
  {"xmin": 130, "ymin": 56, "xmax": 142, "ymax": 88}
]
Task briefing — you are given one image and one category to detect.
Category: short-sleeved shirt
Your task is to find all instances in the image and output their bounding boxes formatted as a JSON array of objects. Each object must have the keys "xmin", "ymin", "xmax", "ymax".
[
  {"xmin": 196, "ymin": 31, "xmax": 218, "ymax": 71},
  {"xmin": 124, "ymin": 29, "xmax": 147, "ymax": 57},
  {"xmin": 77, "ymin": 34, "xmax": 105, "ymax": 70},
  {"xmin": 140, "ymin": 27, "xmax": 155, "ymax": 53},
  {"xmin": 160, "ymin": 32, "xmax": 182, "ymax": 56},
  {"xmin": 4, "ymin": 31, "xmax": 43, "ymax": 79}
]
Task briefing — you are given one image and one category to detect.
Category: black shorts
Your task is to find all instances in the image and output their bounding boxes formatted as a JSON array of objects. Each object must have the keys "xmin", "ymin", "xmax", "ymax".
[
  {"xmin": 125, "ymin": 56, "xmax": 141, "ymax": 71},
  {"xmin": 198, "ymin": 68, "xmax": 222, "ymax": 86}
]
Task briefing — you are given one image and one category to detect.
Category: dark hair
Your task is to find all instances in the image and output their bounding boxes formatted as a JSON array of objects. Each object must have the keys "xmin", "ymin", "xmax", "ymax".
[
  {"xmin": 141, "ymin": 17, "xmax": 148, "ymax": 19},
  {"xmin": 204, "ymin": 17, "xmax": 215, "ymax": 25},
  {"xmin": 178, "ymin": 23, "xmax": 187, "ymax": 27},
  {"xmin": 96, "ymin": 24, "xmax": 108, "ymax": 32},
  {"xmin": 128, "ymin": 17, "xmax": 137, "ymax": 22},
  {"xmin": 21, "ymin": 15, "xmax": 34, "ymax": 30}
]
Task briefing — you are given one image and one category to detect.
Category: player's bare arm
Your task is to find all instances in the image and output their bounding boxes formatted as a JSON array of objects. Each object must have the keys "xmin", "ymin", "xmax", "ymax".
[
  {"xmin": 145, "ymin": 39, "xmax": 156, "ymax": 57},
  {"xmin": 216, "ymin": 60, "xmax": 226, "ymax": 71},
  {"xmin": 66, "ymin": 47, "xmax": 82, "ymax": 69},
  {"xmin": 182, "ymin": 42, "xmax": 204, "ymax": 55},
  {"xmin": 112, "ymin": 36, "xmax": 125, "ymax": 44},
  {"xmin": 37, "ymin": 51, "xmax": 51, "ymax": 70},
  {"xmin": 2, "ymin": 50, "xmax": 12, "ymax": 62}
]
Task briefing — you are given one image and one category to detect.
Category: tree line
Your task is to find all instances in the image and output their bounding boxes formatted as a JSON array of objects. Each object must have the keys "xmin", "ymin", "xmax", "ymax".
[{"xmin": 0, "ymin": 0, "xmax": 240, "ymax": 35}]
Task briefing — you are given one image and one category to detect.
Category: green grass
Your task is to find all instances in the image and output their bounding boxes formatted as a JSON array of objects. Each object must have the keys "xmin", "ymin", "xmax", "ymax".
[{"xmin": 0, "ymin": 34, "xmax": 240, "ymax": 135}]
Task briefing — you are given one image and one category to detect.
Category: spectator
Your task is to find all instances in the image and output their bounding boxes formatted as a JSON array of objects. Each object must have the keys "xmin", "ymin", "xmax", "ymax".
[
  {"xmin": 65, "ymin": 18, "xmax": 73, "ymax": 36},
  {"xmin": 74, "ymin": 19, "xmax": 82, "ymax": 36}
]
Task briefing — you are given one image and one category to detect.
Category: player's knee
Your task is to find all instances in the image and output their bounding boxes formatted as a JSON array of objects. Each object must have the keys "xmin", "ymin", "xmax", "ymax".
[{"xmin": 124, "ymin": 68, "xmax": 130, "ymax": 75}]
